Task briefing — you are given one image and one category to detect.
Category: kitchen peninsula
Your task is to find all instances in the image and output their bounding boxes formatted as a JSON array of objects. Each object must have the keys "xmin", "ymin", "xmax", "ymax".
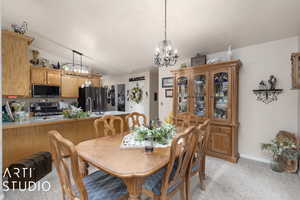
[{"xmin": 3, "ymin": 111, "xmax": 129, "ymax": 169}]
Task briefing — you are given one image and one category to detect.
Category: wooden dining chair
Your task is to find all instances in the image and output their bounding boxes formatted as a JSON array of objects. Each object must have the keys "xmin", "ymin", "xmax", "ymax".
[
  {"xmin": 94, "ymin": 115, "xmax": 124, "ymax": 137},
  {"xmin": 48, "ymin": 130, "xmax": 128, "ymax": 200},
  {"xmin": 142, "ymin": 126, "xmax": 199, "ymax": 200},
  {"xmin": 125, "ymin": 112, "xmax": 147, "ymax": 129},
  {"xmin": 188, "ymin": 119, "xmax": 210, "ymax": 191}
]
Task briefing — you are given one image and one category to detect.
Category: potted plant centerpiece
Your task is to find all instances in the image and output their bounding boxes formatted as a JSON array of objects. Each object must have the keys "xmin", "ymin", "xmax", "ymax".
[{"xmin": 262, "ymin": 134, "xmax": 300, "ymax": 173}]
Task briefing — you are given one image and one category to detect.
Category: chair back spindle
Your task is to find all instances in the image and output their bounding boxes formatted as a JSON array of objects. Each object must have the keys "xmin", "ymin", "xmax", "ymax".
[
  {"xmin": 125, "ymin": 112, "xmax": 147, "ymax": 129},
  {"xmin": 160, "ymin": 126, "xmax": 199, "ymax": 197},
  {"xmin": 94, "ymin": 115, "xmax": 124, "ymax": 137}
]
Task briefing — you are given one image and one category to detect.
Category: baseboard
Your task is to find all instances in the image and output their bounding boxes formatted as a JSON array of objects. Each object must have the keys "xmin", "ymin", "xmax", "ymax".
[{"xmin": 240, "ymin": 154, "xmax": 271, "ymax": 164}]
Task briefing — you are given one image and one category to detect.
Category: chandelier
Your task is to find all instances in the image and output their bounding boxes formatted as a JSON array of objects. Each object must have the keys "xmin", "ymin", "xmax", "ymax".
[{"xmin": 154, "ymin": 0, "xmax": 179, "ymax": 67}]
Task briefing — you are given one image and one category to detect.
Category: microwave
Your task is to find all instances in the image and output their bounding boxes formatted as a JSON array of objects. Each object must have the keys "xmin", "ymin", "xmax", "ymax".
[{"xmin": 32, "ymin": 85, "xmax": 60, "ymax": 98}]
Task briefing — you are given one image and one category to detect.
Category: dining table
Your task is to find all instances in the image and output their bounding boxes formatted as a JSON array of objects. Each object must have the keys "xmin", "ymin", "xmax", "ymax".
[{"xmin": 76, "ymin": 133, "xmax": 172, "ymax": 200}]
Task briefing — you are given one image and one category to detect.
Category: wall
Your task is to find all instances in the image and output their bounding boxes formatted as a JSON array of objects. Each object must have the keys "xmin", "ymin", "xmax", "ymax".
[
  {"xmin": 149, "ymin": 69, "xmax": 159, "ymax": 120},
  {"xmin": 102, "ymin": 71, "xmax": 159, "ymax": 121},
  {"xmin": 159, "ymin": 37, "xmax": 299, "ymax": 162}
]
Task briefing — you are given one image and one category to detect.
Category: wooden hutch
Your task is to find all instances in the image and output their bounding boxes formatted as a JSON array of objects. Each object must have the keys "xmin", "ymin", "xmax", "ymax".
[
  {"xmin": 172, "ymin": 60, "xmax": 240, "ymax": 162},
  {"xmin": 291, "ymin": 52, "xmax": 300, "ymax": 89}
]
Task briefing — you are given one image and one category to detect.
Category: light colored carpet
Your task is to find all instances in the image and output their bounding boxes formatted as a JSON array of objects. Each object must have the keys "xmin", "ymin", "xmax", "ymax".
[{"xmin": 4, "ymin": 157, "xmax": 300, "ymax": 200}]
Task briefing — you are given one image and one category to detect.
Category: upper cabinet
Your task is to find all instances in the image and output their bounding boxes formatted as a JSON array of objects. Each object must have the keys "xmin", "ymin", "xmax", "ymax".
[
  {"xmin": 61, "ymin": 75, "xmax": 79, "ymax": 98},
  {"xmin": 291, "ymin": 52, "xmax": 300, "ymax": 89},
  {"xmin": 31, "ymin": 67, "xmax": 61, "ymax": 86},
  {"xmin": 2, "ymin": 30, "xmax": 33, "ymax": 96}
]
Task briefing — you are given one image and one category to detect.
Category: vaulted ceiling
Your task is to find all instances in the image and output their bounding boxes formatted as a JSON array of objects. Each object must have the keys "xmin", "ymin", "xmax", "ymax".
[{"xmin": 2, "ymin": 0, "xmax": 300, "ymax": 74}]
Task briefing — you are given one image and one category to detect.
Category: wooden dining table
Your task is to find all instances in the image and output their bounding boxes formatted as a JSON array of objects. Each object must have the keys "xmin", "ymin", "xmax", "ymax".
[{"xmin": 76, "ymin": 134, "xmax": 172, "ymax": 200}]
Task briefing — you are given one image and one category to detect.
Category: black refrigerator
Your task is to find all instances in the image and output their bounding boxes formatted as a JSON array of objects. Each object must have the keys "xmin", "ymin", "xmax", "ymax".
[{"xmin": 78, "ymin": 87, "xmax": 107, "ymax": 112}]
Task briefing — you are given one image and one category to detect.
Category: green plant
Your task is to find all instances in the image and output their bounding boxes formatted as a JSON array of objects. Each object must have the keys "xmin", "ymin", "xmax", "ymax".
[
  {"xmin": 134, "ymin": 123, "xmax": 175, "ymax": 145},
  {"xmin": 63, "ymin": 106, "xmax": 90, "ymax": 119},
  {"xmin": 262, "ymin": 138, "xmax": 300, "ymax": 160}
]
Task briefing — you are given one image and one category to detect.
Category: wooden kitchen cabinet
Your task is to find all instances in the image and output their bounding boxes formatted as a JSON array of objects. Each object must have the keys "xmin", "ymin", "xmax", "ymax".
[
  {"xmin": 172, "ymin": 60, "xmax": 240, "ymax": 162},
  {"xmin": 61, "ymin": 75, "xmax": 79, "ymax": 98},
  {"xmin": 2, "ymin": 30, "xmax": 33, "ymax": 96},
  {"xmin": 47, "ymin": 70, "xmax": 61, "ymax": 86},
  {"xmin": 90, "ymin": 77, "xmax": 101, "ymax": 87},
  {"xmin": 31, "ymin": 67, "xmax": 61, "ymax": 86},
  {"xmin": 31, "ymin": 67, "xmax": 47, "ymax": 85}
]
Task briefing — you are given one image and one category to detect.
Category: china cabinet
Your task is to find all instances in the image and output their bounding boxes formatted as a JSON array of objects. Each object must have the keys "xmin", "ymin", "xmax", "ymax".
[{"xmin": 172, "ymin": 60, "xmax": 240, "ymax": 162}]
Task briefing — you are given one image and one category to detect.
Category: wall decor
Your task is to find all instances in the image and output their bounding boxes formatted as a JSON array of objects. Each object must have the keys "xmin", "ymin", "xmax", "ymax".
[
  {"xmin": 129, "ymin": 76, "xmax": 145, "ymax": 82},
  {"xmin": 11, "ymin": 21, "xmax": 28, "ymax": 35},
  {"xmin": 165, "ymin": 89, "xmax": 173, "ymax": 98},
  {"xmin": 253, "ymin": 75, "xmax": 283, "ymax": 104},
  {"xmin": 291, "ymin": 52, "xmax": 300, "ymax": 89},
  {"xmin": 162, "ymin": 77, "xmax": 174, "ymax": 88},
  {"xmin": 191, "ymin": 53, "xmax": 206, "ymax": 66},
  {"xmin": 129, "ymin": 85, "xmax": 143, "ymax": 104}
]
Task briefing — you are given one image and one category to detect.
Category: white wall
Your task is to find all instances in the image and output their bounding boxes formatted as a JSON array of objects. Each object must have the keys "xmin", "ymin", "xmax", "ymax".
[
  {"xmin": 102, "ymin": 71, "xmax": 156, "ymax": 121},
  {"xmin": 159, "ymin": 37, "xmax": 299, "ymax": 162}
]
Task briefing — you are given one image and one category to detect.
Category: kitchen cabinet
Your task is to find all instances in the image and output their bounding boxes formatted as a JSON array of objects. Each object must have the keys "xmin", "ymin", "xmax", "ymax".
[
  {"xmin": 172, "ymin": 60, "xmax": 240, "ymax": 162},
  {"xmin": 90, "ymin": 77, "xmax": 101, "ymax": 87},
  {"xmin": 61, "ymin": 75, "xmax": 79, "ymax": 98},
  {"xmin": 31, "ymin": 67, "xmax": 61, "ymax": 86},
  {"xmin": 47, "ymin": 70, "xmax": 61, "ymax": 86},
  {"xmin": 2, "ymin": 30, "xmax": 33, "ymax": 96}
]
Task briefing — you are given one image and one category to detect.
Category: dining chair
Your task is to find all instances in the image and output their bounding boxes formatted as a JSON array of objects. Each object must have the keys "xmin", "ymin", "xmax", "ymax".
[
  {"xmin": 188, "ymin": 119, "xmax": 210, "ymax": 191},
  {"xmin": 94, "ymin": 115, "xmax": 124, "ymax": 137},
  {"xmin": 48, "ymin": 130, "xmax": 128, "ymax": 200},
  {"xmin": 142, "ymin": 126, "xmax": 199, "ymax": 200},
  {"xmin": 125, "ymin": 112, "xmax": 147, "ymax": 129}
]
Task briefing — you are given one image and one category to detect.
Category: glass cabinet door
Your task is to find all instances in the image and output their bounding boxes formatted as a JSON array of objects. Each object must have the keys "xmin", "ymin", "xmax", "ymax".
[
  {"xmin": 176, "ymin": 76, "xmax": 189, "ymax": 113},
  {"xmin": 211, "ymin": 71, "xmax": 231, "ymax": 121},
  {"xmin": 192, "ymin": 73, "xmax": 208, "ymax": 118}
]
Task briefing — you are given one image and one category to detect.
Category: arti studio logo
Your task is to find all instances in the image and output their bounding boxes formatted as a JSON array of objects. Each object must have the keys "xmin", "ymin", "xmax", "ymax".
[{"xmin": 3, "ymin": 167, "xmax": 51, "ymax": 192}]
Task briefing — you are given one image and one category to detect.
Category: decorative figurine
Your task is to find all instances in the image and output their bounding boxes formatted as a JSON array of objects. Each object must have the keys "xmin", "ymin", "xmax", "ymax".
[
  {"xmin": 30, "ymin": 50, "xmax": 40, "ymax": 66},
  {"xmin": 11, "ymin": 21, "xmax": 28, "ymax": 35},
  {"xmin": 268, "ymin": 75, "xmax": 277, "ymax": 90}
]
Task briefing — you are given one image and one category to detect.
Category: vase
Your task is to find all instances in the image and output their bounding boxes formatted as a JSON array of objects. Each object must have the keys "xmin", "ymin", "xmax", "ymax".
[{"xmin": 270, "ymin": 157, "xmax": 285, "ymax": 173}]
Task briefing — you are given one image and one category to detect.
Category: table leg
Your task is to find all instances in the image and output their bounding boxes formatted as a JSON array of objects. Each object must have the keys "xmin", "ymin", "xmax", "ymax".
[
  {"xmin": 123, "ymin": 177, "xmax": 144, "ymax": 200},
  {"xmin": 79, "ymin": 158, "xmax": 89, "ymax": 177}
]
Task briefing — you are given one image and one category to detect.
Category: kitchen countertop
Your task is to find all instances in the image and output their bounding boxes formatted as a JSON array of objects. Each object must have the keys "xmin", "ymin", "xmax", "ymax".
[{"xmin": 3, "ymin": 111, "xmax": 130, "ymax": 130}]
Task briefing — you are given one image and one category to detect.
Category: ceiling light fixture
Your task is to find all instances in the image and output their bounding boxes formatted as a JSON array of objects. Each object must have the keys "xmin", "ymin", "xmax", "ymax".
[{"xmin": 154, "ymin": 0, "xmax": 179, "ymax": 67}]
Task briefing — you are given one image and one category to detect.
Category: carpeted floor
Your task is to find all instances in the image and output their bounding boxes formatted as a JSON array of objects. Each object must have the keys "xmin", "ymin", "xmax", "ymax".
[{"xmin": 4, "ymin": 157, "xmax": 300, "ymax": 200}]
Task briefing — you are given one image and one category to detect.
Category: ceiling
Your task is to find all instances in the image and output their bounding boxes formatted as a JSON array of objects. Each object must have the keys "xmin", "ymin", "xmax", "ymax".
[{"xmin": 2, "ymin": 0, "xmax": 300, "ymax": 75}]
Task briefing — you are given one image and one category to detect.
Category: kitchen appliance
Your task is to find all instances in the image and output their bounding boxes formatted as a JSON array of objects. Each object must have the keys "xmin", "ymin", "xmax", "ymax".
[
  {"xmin": 30, "ymin": 102, "xmax": 62, "ymax": 117},
  {"xmin": 32, "ymin": 85, "xmax": 60, "ymax": 98},
  {"xmin": 78, "ymin": 87, "xmax": 107, "ymax": 112}
]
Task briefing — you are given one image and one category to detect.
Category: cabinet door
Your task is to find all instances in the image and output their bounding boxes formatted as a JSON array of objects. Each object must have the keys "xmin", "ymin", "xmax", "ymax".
[
  {"xmin": 2, "ymin": 33, "xmax": 31, "ymax": 96},
  {"xmin": 291, "ymin": 53, "xmax": 300, "ymax": 89},
  {"xmin": 47, "ymin": 70, "xmax": 61, "ymax": 86},
  {"xmin": 191, "ymin": 72, "xmax": 209, "ymax": 119},
  {"xmin": 210, "ymin": 69, "xmax": 232, "ymax": 122},
  {"xmin": 175, "ymin": 76, "xmax": 190, "ymax": 114},
  {"xmin": 61, "ymin": 75, "xmax": 79, "ymax": 98},
  {"xmin": 209, "ymin": 125, "xmax": 232, "ymax": 155},
  {"xmin": 31, "ymin": 68, "xmax": 47, "ymax": 85},
  {"xmin": 77, "ymin": 77, "xmax": 87, "ymax": 88},
  {"xmin": 90, "ymin": 77, "xmax": 101, "ymax": 87}
]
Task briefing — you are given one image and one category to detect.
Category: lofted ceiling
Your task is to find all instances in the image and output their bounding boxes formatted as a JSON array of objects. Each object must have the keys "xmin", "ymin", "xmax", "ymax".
[{"xmin": 2, "ymin": 0, "xmax": 300, "ymax": 75}]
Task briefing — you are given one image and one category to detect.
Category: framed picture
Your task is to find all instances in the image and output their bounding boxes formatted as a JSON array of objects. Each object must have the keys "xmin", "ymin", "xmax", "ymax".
[
  {"xmin": 191, "ymin": 53, "xmax": 206, "ymax": 66},
  {"xmin": 165, "ymin": 89, "xmax": 173, "ymax": 98},
  {"xmin": 162, "ymin": 77, "xmax": 174, "ymax": 88}
]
